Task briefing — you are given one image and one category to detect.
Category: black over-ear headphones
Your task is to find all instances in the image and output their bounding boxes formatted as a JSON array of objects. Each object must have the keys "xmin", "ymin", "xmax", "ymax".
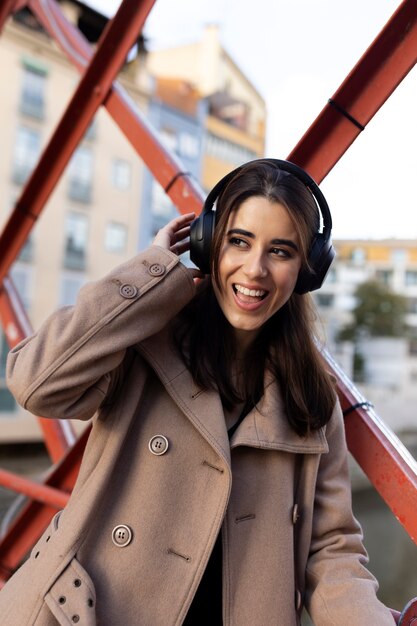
[{"xmin": 189, "ymin": 158, "xmax": 335, "ymax": 294}]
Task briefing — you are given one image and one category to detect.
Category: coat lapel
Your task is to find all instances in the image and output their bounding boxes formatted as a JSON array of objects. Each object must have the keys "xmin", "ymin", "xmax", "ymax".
[
  {"xmin": 136, "ymin": 329, "xmax": 231, "ymax": 467},
  {"xmin": 230, "ymin": 372, "xmax": 329, "ymax": 454},
  {"xmin": 137, "ymin": 329, "xmax": 328, "ymax": 461}
]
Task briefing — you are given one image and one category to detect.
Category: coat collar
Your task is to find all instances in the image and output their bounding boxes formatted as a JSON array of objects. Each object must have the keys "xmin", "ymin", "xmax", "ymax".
[
  {"xmin": 136, "ymin": 328, "xmax": 328, "ymax": 465},
  {"xmin": 229, "ymin": 371, "xmax": 328, "ymax": 454}
]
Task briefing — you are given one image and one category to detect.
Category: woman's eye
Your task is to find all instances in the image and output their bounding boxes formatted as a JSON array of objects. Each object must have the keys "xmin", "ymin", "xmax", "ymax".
[
  {"xmin": 271, "ymin": 247, "xmax": 291, "ymax": 258},
  {"xmin": 230, "ymin": 237, "xmax": 248, "ymax": 248}
]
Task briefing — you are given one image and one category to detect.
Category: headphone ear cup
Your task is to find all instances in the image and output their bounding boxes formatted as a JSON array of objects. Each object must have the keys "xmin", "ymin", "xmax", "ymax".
[
  {"xmin": 189, "ymin": 211, "xmax": 216, "ymax": 274},
  {"xmin": 294, "ymin": 235, "xmax": 335, "ymax": 294}
]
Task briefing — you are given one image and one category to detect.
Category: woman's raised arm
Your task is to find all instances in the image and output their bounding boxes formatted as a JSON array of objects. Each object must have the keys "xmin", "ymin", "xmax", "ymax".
[{"xmin": 6, "ymin": 213, "xmax": 200, "ymax": 421}]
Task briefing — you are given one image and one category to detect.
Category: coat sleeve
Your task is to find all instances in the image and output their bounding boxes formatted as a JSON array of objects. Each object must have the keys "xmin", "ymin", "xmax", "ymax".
[
  {"xmin": 305, "ymin": 400, "xmax": 396, "ymax": 625},
  {"xmin": 6, "ymin": 246, "xmax": 196, "ymax": 421}
]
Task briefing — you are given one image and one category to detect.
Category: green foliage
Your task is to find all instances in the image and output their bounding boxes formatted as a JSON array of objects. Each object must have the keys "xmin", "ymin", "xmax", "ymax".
[
  {"xmin": 352, "ymin": 351, "xmax": 365, "ymax": 382},
  {"xmin": 338, "ymin": 280, "xmax": 408, "ymax": 341}
]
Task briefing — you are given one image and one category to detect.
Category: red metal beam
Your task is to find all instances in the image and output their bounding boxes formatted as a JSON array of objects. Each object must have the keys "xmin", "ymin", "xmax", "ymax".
[
  {"xmin": 0, "ymin": 1, "xmax": 13, "ymax": 31},
  {"xmin": 0, "ymin": 0, "xmax": 158, "ymax": 283},
  {"xmin": 345, "ymin": 406, "xmax": 417, "ymax": 541},
  {"xmin": 288, "ymin": 0, "xmax": 417, "ymax": 182},
  {"xmin": 0, "ymin": 468, "xmax": 69, "ymax": 509},
  {"xmin": 325, "ymin": 350, "xmax": 417, "ymax": 544},
  {"xmin": 0, "ymin": 0, "xmax": 22, "ymax": 33},
  {"xmin": 0, "ymin": 277, "xmax": 76, "ymax": 462},
  {"xmin": 0, "ymin": 426, "xmax": 89, "ymax": 585}
]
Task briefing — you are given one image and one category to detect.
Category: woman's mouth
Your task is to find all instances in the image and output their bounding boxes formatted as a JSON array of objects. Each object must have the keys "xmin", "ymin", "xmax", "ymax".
[{"xmin": 233, "ymin": 283, "xmax": 268, "ymax": 303}]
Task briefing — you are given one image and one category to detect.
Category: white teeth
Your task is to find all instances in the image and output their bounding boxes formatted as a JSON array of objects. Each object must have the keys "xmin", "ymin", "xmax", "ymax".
[{"xmin": 235, "ymin": 284, "xmax": 266, "ymax": 297}]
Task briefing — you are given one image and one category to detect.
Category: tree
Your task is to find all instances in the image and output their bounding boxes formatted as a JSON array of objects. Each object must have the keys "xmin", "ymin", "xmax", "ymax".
[{"xmin": 338, "ymin": 280, "xmax": 408, "ymax": 342}]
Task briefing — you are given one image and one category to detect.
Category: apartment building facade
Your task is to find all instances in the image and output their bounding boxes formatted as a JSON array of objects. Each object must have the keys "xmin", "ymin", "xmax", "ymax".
[
  {"xmin": 314, "ymin": 239, "xmax": 417, "ymax": 434},
  {"xmin": 139, "ymin": 77, "xmax": 207, "ymax": 250},
  {"xmin": 147, "ymin": 24, "xmax": 266, "ymax": 191},
  {"xmin": 315, "ymin": 239, "xmax": 417, "ymax": 347},
  {"xmin": 0, "ymin": 2, "xmax": 152, "ymax": 441},
  {"xmin": 0, "ymin": 11, "xmax": 268, "ymax": 442}
]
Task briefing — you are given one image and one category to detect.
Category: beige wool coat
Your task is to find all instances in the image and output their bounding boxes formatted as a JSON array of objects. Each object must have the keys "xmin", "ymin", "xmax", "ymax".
[{"xmin": 1, "ymin": 246, "xmax": 395, "ymax": 626}]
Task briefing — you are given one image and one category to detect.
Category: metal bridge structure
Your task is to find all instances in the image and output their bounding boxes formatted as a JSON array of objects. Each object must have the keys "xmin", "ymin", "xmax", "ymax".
[{"xmin": 0, "ymin": 0, "xmax": 417, "ymax": 622}]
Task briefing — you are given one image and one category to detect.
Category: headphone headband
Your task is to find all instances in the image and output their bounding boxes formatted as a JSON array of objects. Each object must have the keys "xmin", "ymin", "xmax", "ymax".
[{"xmin": 190, "ymin": 158, "xmax": 335, "ymax": 294}]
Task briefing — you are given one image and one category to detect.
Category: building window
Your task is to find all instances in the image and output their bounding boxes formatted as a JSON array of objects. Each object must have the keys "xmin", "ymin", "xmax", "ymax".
[
  {"xmin": 20, "ymin": 63, "xmax": 46, "ymax": 119},
  {"xmin": 0, "ymin": 332, "xmax": 16, "ymax": 413},
  {"xmin": 63, "ymin": 213, "xmax": 88, "ymax": 270},
  {"xmin": 68, "ymin": 146, "xmax": 93, "ymax": 203},
  {"xmin": 111, "ymin": 159, "xmax": 131, "ymax": 190},
  {"xmin": 151, "ymin": 182, "xmax": 177, "ymax": 239},
  {"xmin": 209, "ymin": 93, "xmax": 248, "ymax": 131},
  {"xmin": 350, "ymin": 248, "xmax": 366, "ymax": 265},
  {"xmin": 204, "ymin": 132, "xmax": 257, "ymax": 166},
  {"xmin": 10, "ymin": 265, "xmax": 32, "ymax": 311},
  {"xmin": 59, "ymin": 274, "xmax": 86, "ymax": 306},
  {"xmin": 160, "ymin": 127, "xmax": 178, "ymax": 154},
  {"xmin": 407, "ymin": 298, "xmax": 417, "ymax": 314},
  {"xmin": 324, "ymin": 268, "xmax": 337, "ymax": 284},
  {"xmin": 84, "ymin": 119, "xmax": 97, "ymax": 141},
  {"xmin": 391, "ymin": 249, "xmax": 407, "ymax": 265},
  {"xmin": 152, "ymin": 181, "xmax": 174, "ymax": 219},
  {"xmin": 12, "ymin": 126, "xmax": 41, "ymax": 185},
  {"xmin": 105, "ymin": 222, "xmax": 127, "ymax": 253},
  {"xmin": 405, "ymin": 270, "xmax": 417, "ymax": 286},
  {"xmin": 316, "ymin": 293, "xmax": 334, "ymax": 308},
  {"xmin": 18, "ymin": 234, "xmax": 34, "ymax": 263},
  {"xmin": 179, "ymin": 132, "xmax": 199, "ymax": 159},
  {"xmin": 375, "ymin": 269, "xmax": 393, "ymax": 286}
]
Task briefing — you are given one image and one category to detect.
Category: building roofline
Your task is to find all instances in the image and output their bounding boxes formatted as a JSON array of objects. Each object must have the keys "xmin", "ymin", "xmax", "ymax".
[
  {"xmin": 148, "ymin": 30, "xmax": 265, "ymax": 106},
  {"xmin": 220, "ymin": 46, "xmax": 264, "ymax": 104}
]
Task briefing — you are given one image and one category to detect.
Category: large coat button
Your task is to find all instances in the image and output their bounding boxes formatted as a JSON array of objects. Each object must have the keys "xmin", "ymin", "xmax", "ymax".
[
  {"xmin": 148, "ymin": 435, "xmax": 169, "ymax": 455},
  {"xmin": 148, "ymin": 263, "xmax": 165, "ymax": 277},
  {"xmin": 119, "ymin": 284, "xmax": 138, "ymax": 299},
  {"xmin": 112, "ymin": 524, "xmax": 133, "ymax": 547}
]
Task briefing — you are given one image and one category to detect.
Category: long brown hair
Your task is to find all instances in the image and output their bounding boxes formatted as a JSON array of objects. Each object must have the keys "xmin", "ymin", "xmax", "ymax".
[{"xmin": 176, "ymin": 160, "xmax": 335, "ymax": 436}]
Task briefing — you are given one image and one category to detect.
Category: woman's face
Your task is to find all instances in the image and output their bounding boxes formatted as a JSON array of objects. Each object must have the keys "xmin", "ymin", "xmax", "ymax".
[{"xmin": 213, "ymin": 195, "xmax": 302, "ymax": 352}]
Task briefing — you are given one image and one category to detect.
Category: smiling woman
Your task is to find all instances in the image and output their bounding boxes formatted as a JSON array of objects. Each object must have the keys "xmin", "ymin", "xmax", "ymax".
[
  {"xmin": 1, "ymin": 159, "xmax": 396, "ymax": 625},
  {"xmin": 212, "ymin": 196, "xmax": 302, "ymax": 351},
  {"xmin": 182, "ymin": 159, "xmax": 337, "ymax": 434}
]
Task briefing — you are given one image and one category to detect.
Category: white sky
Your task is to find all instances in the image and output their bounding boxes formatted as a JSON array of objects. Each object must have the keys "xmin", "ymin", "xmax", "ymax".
[{"xmin": 91, "ymin": 0, "xmax": 417, "ymax": 241}]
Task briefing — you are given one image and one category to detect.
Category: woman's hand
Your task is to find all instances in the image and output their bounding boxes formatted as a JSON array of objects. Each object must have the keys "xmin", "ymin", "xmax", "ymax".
[
  {"xmin": 153, "ymin": 212, "xmax": 204, "ymax": 278},
  {"xmin": 153, "ymin": 212, "xmax": 195, "ymax": 254}
]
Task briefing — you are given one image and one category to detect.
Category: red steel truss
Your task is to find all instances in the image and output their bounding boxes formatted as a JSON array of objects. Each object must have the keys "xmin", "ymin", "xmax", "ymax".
[{"xmin": 0, "ymin": 0, "xmax": 416, "ymax": 619}]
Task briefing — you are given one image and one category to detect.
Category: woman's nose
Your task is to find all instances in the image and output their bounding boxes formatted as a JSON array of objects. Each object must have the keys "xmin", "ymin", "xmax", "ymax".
[{"xmin": 243, "ymin": 252, "xmax": 267, "ymax": 278}]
